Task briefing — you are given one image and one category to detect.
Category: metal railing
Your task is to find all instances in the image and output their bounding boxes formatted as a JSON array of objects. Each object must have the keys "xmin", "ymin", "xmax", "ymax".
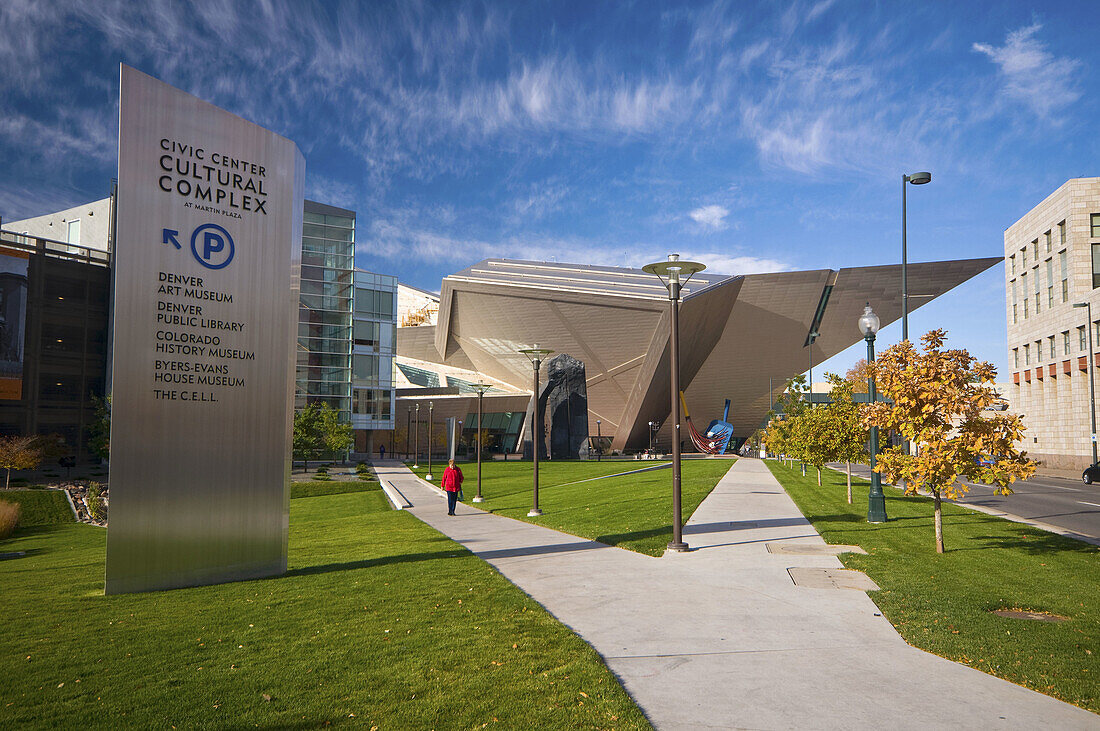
[{"xmin": 0, "ymin": 229, "xmax": 111, "ymax": 267}]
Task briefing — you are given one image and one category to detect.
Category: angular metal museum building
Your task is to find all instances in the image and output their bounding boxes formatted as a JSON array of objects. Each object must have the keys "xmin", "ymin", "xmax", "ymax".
[{"xmin": 397, "ymin": 256, "xmax": 1000, "ymax": 454}]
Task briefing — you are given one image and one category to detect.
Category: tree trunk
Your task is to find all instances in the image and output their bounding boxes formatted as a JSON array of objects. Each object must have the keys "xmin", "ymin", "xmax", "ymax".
[
  {"xmin": 4, "ymin": 467, "xmax": 8, "ymax": 489},
  {"xmin": 933, "ymin": 491, "xmax": 944, "ymax": 553},
  {"xmin": 816, "ymin": 467, "xmax": 821, "ymax": 486},
  {"xmin": 801, "ymin": 462, "xmax": 805, "ymax": 477},
  {"xmin": 846, "ymin": 462, "xmax": 852, "ymax": 504}
]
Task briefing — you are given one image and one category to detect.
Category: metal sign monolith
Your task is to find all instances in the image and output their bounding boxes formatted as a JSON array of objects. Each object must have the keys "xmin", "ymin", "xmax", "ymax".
[{"xmin": 106, "ymin": 65, "xmax": 303, "ymax": 593}]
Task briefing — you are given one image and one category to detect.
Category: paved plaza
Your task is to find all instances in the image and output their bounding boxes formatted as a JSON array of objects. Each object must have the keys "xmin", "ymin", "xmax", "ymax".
[{"xmin": 373, "ymin": 458, "xmax": 1098, "ymax": 730}]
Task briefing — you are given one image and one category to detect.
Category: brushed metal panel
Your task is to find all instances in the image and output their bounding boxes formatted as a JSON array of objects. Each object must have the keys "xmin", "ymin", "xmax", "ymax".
[{"xmin": 105, "ymin": 65, "xmax": 302, "ymax": 594}]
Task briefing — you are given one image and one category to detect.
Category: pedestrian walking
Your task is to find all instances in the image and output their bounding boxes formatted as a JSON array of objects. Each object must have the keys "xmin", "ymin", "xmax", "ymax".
[
  {"xmin": 441, "ymin": 458, "xmax": 464, "ymax": 515},
  {"xmin": 379, "ymin": 444, "xmax": 385, "ymax": 460}
]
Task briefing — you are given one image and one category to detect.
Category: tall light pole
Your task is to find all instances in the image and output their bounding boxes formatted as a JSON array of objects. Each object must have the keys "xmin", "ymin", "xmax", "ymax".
[
  {"xmin": 902, "ymin": 171, "xmax": 932, "ymax": 343},
  {"xmin": 519, "ymin": 344, "xmax": 553, "ymax": 516},
  {"xmin": 406, "ymin": 406, "xmax": 412, "ymax": 460},
  {"xmin": 859, "ymin": 303, "xmax": 887, "ymax": 523},
  {"xmin": 596, "ymin": 420, "xmax": 602, "ymax": 462},
  {"xmin": 426, "ymin": 401, "xmax": 434, "ymax": 481},
  {"xmin": 648, "ymin": 421, "xmax": 655, "ymax": 452},
  {"xmin": 414, "ymin": 403, "xmax": 420, "ymax": 468},
  {"xmin": 1074, "ymin": 302, "xmax": 1098, "ymax": 465},
  {"xmin": 644, "ymin": 253, "xmax": 707, "ymax": 553},
  {"xmin": 471, "ymin": 382, "xmax": 491, "ymax": 502}
]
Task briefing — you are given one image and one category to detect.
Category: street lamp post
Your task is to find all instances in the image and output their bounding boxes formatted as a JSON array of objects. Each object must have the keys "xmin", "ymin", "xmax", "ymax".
[
  {"xmin": 648, "ymin": 421, "xmax": 654, "ymax": 452},
  {"xmin": 519, "ymin": 344, "xmax": 553, "ymax": 516},
  {"xmin": 859, "ymin": 303, "xmax": 887, "ymax": 523},
  {"xmin": 596, "ymin": 420, "xmax": 602, "ymax": 462},
  {"xmin": 426, "ymin": 401, "xmax": 434, "ymax": 481},
  {"xmin": 1074, "ymin": 302, "xmax": 1098, "ymax": 466},
  {"xmin": 406, "ymin": 406, "xmax": 412, "ymax": 460},
  {"xmin": 902, "ymin": 171, "xmax": 932, "ymax": 343},
  {"xmin": 414, "ymin": 403, "xmax": 420, "ymax": 468},
  {"xmin": 471, "ymin": 382, "xmax": 491, "ymax": 502},
  {"xmin": 644, "ymin": 253, "xmax": 707, "ymax": 553}
]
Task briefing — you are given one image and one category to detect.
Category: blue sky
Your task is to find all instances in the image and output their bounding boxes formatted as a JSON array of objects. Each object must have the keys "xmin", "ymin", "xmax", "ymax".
[{"xmin": 2, "ymin": 0, "xmax": 1099, "ymax": 378}]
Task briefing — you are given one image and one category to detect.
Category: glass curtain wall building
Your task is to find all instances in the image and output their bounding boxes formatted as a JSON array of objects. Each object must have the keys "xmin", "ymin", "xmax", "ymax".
[
  {"xmin": 297, "ymin": 201, "xmax": 355, "ymax": 420},
  {"xmin": 352, "ymin": 270, "xmax": 397, "ymax": 451}
]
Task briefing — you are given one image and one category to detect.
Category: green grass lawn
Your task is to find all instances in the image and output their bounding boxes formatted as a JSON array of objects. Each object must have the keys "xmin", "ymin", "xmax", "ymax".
[
  {"xmin": 290, "ymin": 479, "xmax": 377, "ymax": 499},
  {"xmin": 408, "ymin": 459, "xmax": 734, "ymax": 556},
  {"xmin": 0, "ymin": 488, "xmax": 74, "ymax": 526},
  {"xmin": 0, "ymin": 488, "xmax": 651, "ymax": 729},
  {"xmin": 767, "ymin": 460, "xmax": 1099, "ymax": 713}
]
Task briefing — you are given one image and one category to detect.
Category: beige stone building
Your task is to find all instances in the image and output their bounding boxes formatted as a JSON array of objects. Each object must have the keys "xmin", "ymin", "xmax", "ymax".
[{"xmin": 1005, "ymin": 177, "xmax": 1100, "ymax": 472}]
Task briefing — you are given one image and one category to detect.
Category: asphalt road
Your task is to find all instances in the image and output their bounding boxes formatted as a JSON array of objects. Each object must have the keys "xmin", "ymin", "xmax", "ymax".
[{"xmin": 828, "ymin": 462, "xmax": 1100, "ymax": 543}]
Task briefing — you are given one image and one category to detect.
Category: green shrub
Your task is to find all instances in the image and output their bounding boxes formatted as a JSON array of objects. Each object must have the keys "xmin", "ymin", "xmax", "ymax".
[
  {"xmin": 86, "ymin": 482, "xmax": 105, "ymax": 521},
  {"xmin": 0, "ymin": 500, "xmax": 19, "ymax": 539}
]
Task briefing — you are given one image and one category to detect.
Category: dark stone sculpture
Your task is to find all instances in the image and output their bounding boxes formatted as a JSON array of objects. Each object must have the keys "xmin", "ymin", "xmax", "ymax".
[{"xmin": 520, "ymin": 353, "xmax": 589, "ymax": 460}]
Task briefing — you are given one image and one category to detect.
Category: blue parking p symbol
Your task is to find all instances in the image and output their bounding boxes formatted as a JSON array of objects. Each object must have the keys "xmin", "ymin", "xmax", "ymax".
[{"xmin": 190, "ymin": 223, "xmax": 234, "ymax": 269}]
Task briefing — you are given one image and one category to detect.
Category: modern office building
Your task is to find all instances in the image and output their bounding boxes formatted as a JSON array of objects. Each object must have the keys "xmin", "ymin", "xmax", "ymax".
[
  {"xmin": 392, "ymin": 256, "xmax": 999, "ymax": 456},
  {"xmin": 297, "ymin": 201, "xmax": 355, "ymax": 420},
  {"xmin": 1004, "ymin": 177, "xmax": 1100, "ymax": 472},
  {"xmin": 351, "ymin": 269, "xmax": 397, "ymax": 452},
  {"xmin": 0, "ymin": 228, "xmax": 111, "ymax": 459}
]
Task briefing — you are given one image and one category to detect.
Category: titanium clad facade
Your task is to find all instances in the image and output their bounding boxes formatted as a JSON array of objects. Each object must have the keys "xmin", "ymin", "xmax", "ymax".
[
  {"xmin": 399, "ymin": 257, "xmax": 1000, "ymax": 454},
  {"xmin": 106, "ymin": 65, "xmax": 303, "ymax": 594}
]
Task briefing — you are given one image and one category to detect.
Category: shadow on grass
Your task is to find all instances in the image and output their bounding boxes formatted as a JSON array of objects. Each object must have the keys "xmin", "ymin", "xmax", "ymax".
[
  {"xmin": 961, "ymin": 532, "xmax": 1099, "ymax": 555},
  {"xmin": 283, "ymin": 549, "xmax": 466, "ymax": 578},
  {"xmin": 595, "ymin": 526, "xmax": 669, "ymax": 546}
]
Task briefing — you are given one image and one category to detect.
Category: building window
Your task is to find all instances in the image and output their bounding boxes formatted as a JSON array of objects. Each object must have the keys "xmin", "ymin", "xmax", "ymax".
[
  {"xmin": 1011, "ymin": 279, "xmax": 1018, "ymax": 324},
  {"xmin": 1013, "ymin": 348, "xmax": 1019, "ymax": 368},
  {"xmin": 1060, "ymin": 220, "xmax": 1066, "ymax": 246},
  {"xmin": 66, "ymin": 219, "xmax": 80, "ymax": 247},
  {"xmin": 1047, "ymin": 259, "xmax": 1054, "ymax": 307},
  {"xmin": 1022, "ymin": 247, "xmax": 1028, "ymax": 267},
  {"xmin": 1064, "ymin": 330, "xmax": 1071, "ymax": 356},
  {"xmin": 1061, "ymin": 250, "xmax": 1069, "ymax": 302},
  {"xmin": 1036, "ymin": 339, "xmax": 1043, "ymax": 361},
  {"xmin": 1021, "ymin": 272, "xmax": 1028, "ymax": 317},
  {"xmin": 1080, "ymin": 326, "xmax": 1088, "ymax": 352},
  {"xmin": 1049, "ymin": 335, "xmax": 1056, "ymax": 360},
  {"xmin": 1092, "ymin": 213, "xmax": 1100, "ymax": 238},
  {"xmin": 1024, "ymin": 344, "xmax": 1030, "ymax": 364},
  {"xmin": 1093, "ymin": 243, "xmax": 1100, "ymax": 288},
  {"xmin": 1032, "ymin": 239, "xmax": 1039, "ymax": 259},
  {"xmin": 1045, "ymin": 230, "xmax": 1052, "ymax": 252},
  {"xmin": 1033, "ymin": 265, "xmax": 1041, "ymax": 313}
]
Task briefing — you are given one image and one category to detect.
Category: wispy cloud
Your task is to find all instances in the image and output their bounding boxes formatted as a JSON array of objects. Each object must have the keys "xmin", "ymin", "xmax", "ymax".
[
  {"xmin": 689, "ymin": 204, "xmax": 731, "ymax": 231},
  {"xmin": 361, "ymin": 212, "xmax": 786, "ymax": 277},
  {"xmin": 972, "ymin": 23, "xmax": 1081, "ymax": 119}
]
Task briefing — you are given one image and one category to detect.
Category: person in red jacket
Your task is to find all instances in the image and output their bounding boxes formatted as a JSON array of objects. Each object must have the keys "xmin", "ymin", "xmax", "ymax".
[{"xmin": 441, "ymin": 458, "xmax": 464, "ymax": 515}]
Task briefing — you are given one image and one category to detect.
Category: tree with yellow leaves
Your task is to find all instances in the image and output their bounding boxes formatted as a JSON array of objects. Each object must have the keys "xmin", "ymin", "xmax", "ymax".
[
  {"xmin": 862, "ymin": 329, "xmax": 1037, "ymax": 553},
  {"xmin": 0, "ymin": 435, "xmax": 43, "ymax": 489}
]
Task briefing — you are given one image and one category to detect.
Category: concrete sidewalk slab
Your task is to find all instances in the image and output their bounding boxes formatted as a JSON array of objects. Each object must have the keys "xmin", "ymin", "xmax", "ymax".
[{"xmin": 371, "ymin": 458, "xmax": 1098, "ymax": 730}]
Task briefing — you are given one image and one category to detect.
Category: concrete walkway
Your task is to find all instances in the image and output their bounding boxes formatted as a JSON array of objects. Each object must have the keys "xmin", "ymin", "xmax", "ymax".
[{"xmin": 372, "ymin": 458, "xmax": 1098, "ymax": 730}]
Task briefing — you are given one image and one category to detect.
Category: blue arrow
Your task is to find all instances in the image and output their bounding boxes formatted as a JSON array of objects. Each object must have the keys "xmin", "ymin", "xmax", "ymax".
[{"xmin": 163, "ymin": 229, "xmax": 181, "ymax": 249}]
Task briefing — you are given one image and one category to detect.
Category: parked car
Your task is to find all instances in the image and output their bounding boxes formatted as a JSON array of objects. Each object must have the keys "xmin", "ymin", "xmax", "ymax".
[
  {"xmin": 975, "ymin": 454, "xmax": 997, "ymax": 467},
  {"xmin": 1083, "ymin": 463, "xmax": 1100, "ymax": 484}
]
